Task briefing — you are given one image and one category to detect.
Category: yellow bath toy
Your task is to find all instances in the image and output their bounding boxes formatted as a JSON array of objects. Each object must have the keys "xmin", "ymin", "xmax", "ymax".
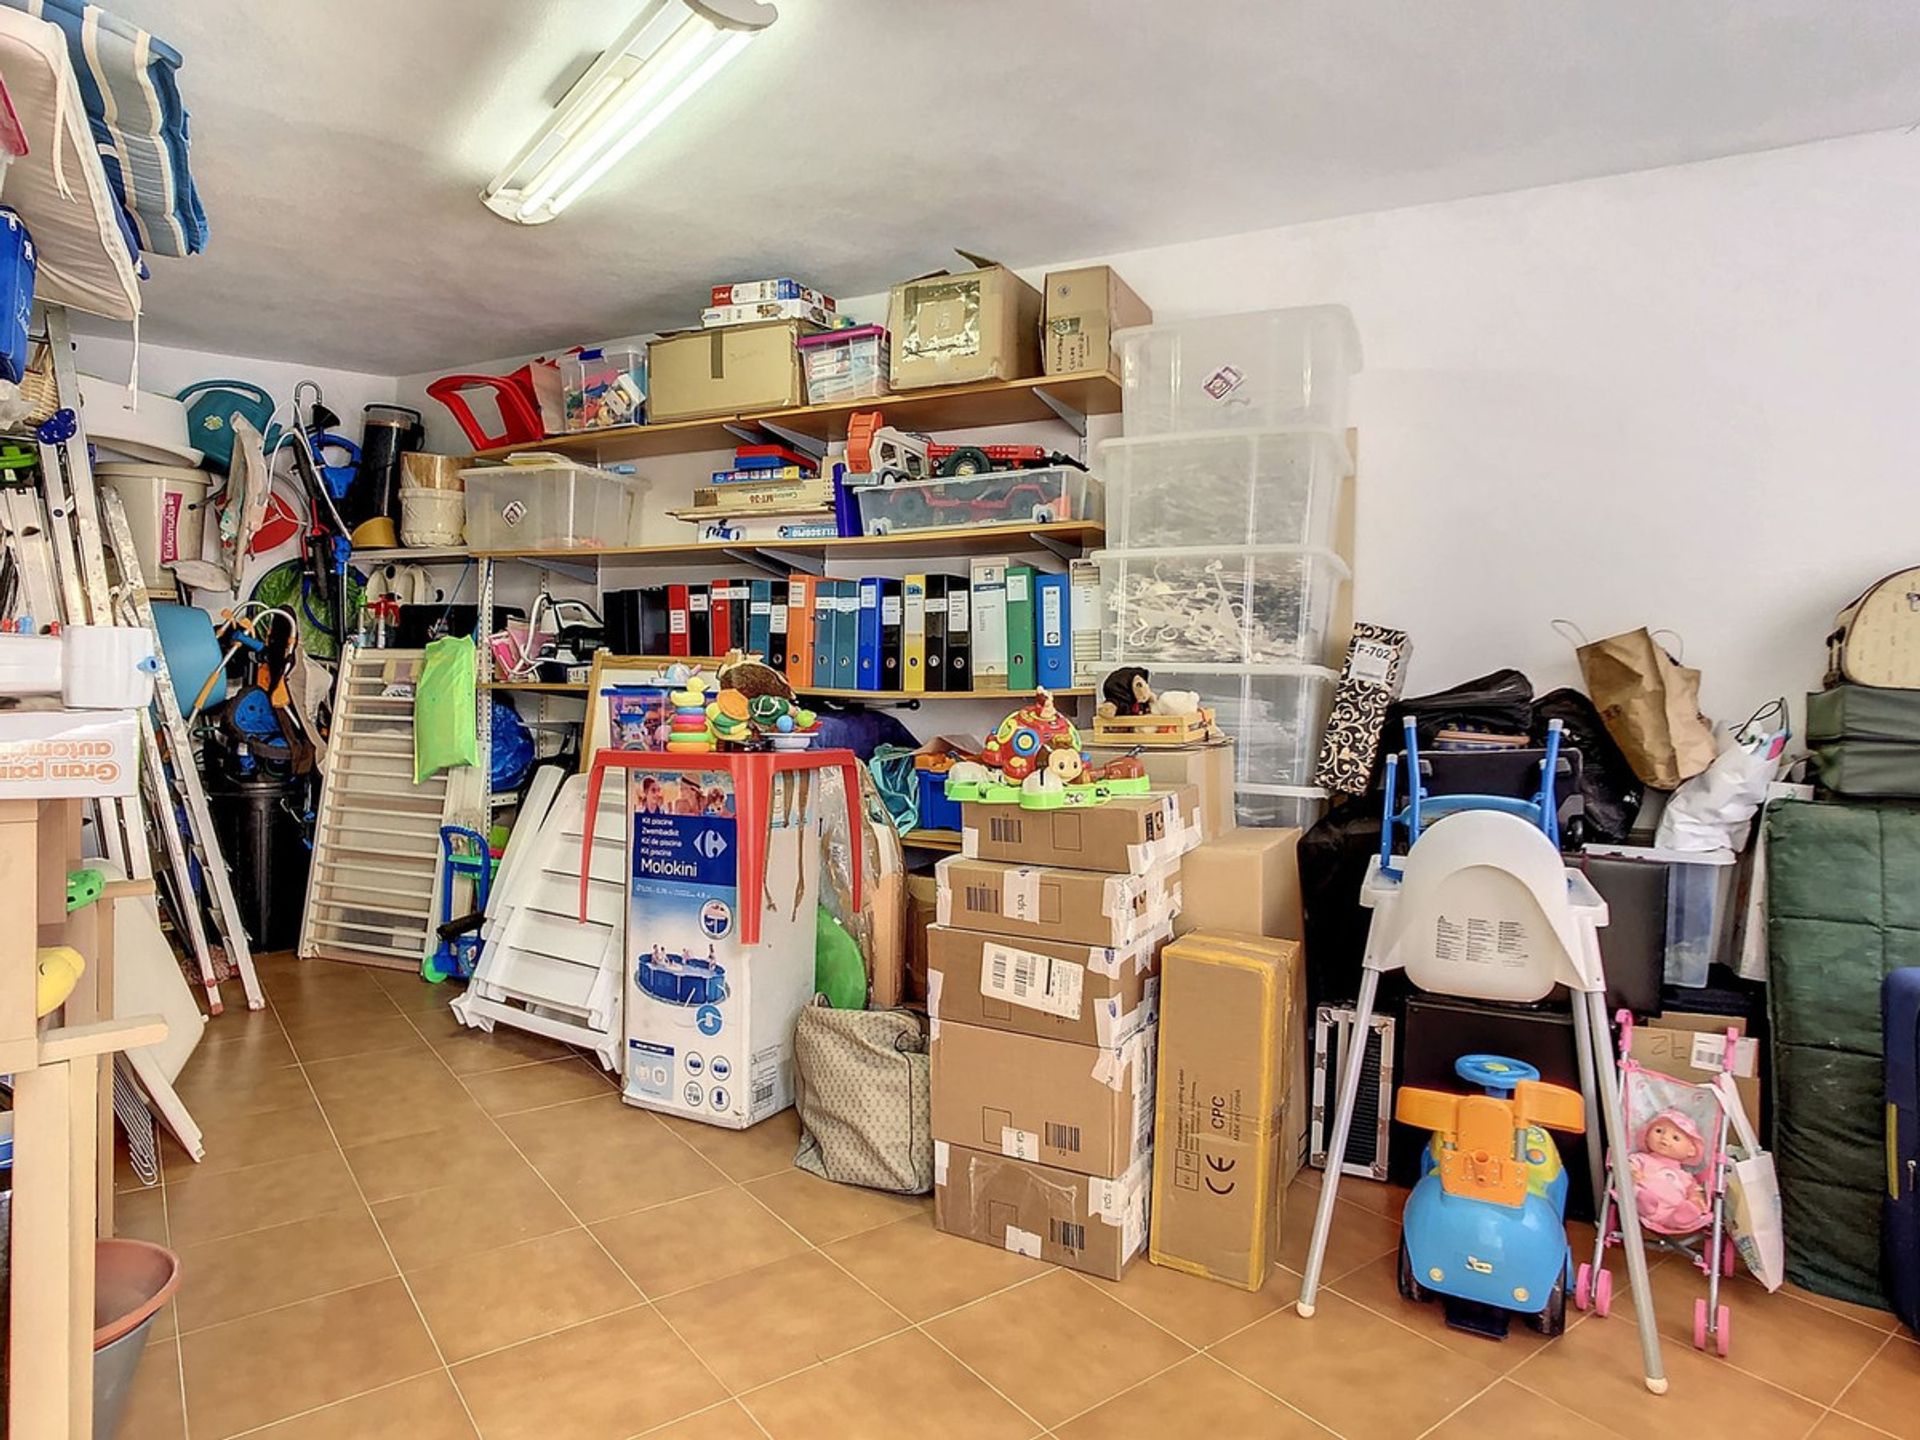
[{"xmin": 36, "ymin": 944, "xmax": 86, "ymax": 1017}]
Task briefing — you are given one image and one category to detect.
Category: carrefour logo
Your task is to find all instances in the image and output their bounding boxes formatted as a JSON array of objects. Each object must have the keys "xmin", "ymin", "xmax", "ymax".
[{"xmin": 695, "ymin": 828, "xmax": 728, "ymax": 860}]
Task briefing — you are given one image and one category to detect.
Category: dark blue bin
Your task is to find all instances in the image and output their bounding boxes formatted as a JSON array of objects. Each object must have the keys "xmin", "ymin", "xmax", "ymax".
[{"xmin": 918, "ymin": 769, "xmax": 964, "ymax": 832}]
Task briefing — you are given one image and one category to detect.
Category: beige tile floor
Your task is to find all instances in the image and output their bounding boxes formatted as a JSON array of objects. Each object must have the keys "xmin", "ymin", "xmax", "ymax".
[{"xmin": 110, "ymin": 953, "xmax": 1920, "ymax": 1440}]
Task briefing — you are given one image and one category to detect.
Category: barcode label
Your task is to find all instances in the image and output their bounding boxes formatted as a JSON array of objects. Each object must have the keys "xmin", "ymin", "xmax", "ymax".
[
  {"xmin": 965, "ymin": 884, "xmax": 997, "ymax": 913},
  {"xmin": 988, "ymin": 814, "xmax": 1022, "ymax": 843},
  {"xmin": 752, "ymin": 1083, "xmax": 775, "ymax": 1107},
  {"xmin": 1046, "ymin": 1122, "xmax": 1082, "ymax": 1154},
  {"xmin": 982, "ymin": 942, "xmax": 1083, "ymax": 1020},
  {"xmin": 1049, "ymin": 1218, "xmax": 1086, "ymax": 1252}
]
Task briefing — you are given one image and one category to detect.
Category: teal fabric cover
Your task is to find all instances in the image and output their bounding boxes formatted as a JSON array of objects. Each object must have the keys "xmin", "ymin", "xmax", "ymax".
[{"xmin": 1766, "ymin": 797, "xmax": 1920, "ymax": 1308}]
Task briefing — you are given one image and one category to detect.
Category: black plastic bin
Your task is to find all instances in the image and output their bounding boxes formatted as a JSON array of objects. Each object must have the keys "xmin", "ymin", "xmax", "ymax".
[{"xmin": 206, "ymin": 771, "xmax": 309, "ymax": 950}]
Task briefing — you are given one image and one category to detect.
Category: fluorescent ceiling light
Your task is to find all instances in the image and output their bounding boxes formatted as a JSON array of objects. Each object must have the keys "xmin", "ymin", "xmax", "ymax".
[{"xmin": 483, "ymin": 0, "xmax": 776, "ymax": 225}]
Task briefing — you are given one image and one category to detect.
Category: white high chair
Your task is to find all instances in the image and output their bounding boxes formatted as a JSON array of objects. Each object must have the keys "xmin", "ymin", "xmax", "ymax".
[{"xmin": 1296, "ymin": 808, "xmax": 1668, "ymax": 1393}]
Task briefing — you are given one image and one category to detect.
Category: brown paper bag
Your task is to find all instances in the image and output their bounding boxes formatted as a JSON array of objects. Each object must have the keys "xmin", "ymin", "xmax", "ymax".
[{"xmin": 1572, "ymin": 627, "xmax": 1716, "ymax": 789}]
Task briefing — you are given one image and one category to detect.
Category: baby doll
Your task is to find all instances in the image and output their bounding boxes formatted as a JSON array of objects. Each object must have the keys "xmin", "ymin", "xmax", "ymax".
[{"xmin": 1628, "ymin": 1109, "xmax": 1711, "ymax": 1233}]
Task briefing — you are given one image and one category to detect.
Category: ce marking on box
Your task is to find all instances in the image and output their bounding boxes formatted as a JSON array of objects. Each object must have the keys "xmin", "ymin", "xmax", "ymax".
[{"xmin": 1205, "ymin": 1154, "xmax": 1237, "ymax": 1196}]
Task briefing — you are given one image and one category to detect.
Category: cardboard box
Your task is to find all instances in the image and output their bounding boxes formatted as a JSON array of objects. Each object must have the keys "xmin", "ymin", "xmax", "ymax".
[
  {"xmin": 1190, "ymin": 928, "xmax": 1309, "ymax": 1185},
  {"xmin": 710, "ymin": 279, "xmax": 835, "ymax": 309},
  {"xmin": 906, "ymin": 872, "xmax": 940, "ymax": 1006},
  {"xmin": 931, "ymin": 1018, "xmax": 1155, "ymax": 1179},
  {"xmin": 647, "ymin": 320, "xmax": 810, "ymax": 422},
  {"xmin": 622, "ymin": 764, "xmax": 821, "ymax": 1128},
  {"xmin": 1173, "ymin": 827, "xmax": 1302, "ymax": 940},
  {"xmin": 867, "ymin": 823, "xmax": 907, "ymax": 1009},
  {"xmin": 959, "ymin": 787, "xmax": 1201, "ymax": 875},
  {"xmin": 1314, "ymin": 624, "xmax": 1412, "ymax": 796},
  {"xmin": 1042, "ymin": 265, "xmax": 1151, "ymax": 376},
  {"xmin": 0, "ymin": 709, "xmax": 140, "ymax": 798},
  {"xmin": 1084, "ymin": 741, "xmax": 1236, "ymax": 842},
  {"xmin": 888, "ymin": 252, "xmax": 1042, "ymax": 391},
  {"xmin": 1631, "ymin": 1011, "xmax": 1763, "ymax": 1129},
  {"xmin": 1150, "ymin": 930, "xmax": 1299, "ymax": 1289},
  {"xmin": 702, "ymin": 300, "xmax": 835, "ymax": 330},
  {"xmin": 934, "ymin": 1142, "xmax": 1150, "ymax": 1280},
  {"xmin": 934, "ymin": 854, "xmax": 1180, "ymax": 950},
  {"xmin": 926, "ymin": 922, "xmax": 1164, "ymax": 1047}
]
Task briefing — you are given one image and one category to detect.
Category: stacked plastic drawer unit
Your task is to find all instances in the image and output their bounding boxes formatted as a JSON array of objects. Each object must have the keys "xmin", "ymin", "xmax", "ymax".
[{"xmin": 1097, "ymin": 306, "xmax": 1361, "ymax": 829}]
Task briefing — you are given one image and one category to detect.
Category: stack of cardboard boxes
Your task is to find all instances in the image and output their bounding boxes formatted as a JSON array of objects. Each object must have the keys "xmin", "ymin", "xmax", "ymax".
[{"xmin": 927, "ymin": 787, "xmax": 1199, "ymax": 1279}]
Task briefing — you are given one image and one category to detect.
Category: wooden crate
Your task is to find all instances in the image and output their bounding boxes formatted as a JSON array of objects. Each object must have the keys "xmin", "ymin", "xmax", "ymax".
[{"xmin": 1091, "ymin": 709, "xmax": 1214, "ymax": 748}]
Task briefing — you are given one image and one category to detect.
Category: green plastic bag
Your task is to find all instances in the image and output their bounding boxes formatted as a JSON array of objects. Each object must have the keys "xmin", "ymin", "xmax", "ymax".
[{"xmin": 414, "ymin": 635, "xmax": 478, "ymax": 783}]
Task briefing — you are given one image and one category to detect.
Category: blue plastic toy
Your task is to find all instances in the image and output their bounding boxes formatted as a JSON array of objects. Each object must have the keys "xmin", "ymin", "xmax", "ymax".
[
  {"xmin": 1395, "ymin": 1053, "xmax": 1585, "ymax": 1340},
  {"xmin": 423, "ymin": 826, "xmax": 494, "ymax": 984}
]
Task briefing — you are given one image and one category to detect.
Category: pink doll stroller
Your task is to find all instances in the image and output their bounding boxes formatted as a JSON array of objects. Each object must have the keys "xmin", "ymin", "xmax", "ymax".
[{"xmin": 1576, "ymin": 1011, "xmax": 1741, "ymax": 1355}]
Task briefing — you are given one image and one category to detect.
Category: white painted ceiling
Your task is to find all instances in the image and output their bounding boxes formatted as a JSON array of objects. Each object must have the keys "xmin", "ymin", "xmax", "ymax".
[{"xmin": 92, "ymin": 0, "xmax": 1920, "ymax": 374}]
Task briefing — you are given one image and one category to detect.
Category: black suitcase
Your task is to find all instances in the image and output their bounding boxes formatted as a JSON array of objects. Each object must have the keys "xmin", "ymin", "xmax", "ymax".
[{"xmin": 1885, "ymin": 968, "xmax": 1920, "ymax": 1331}]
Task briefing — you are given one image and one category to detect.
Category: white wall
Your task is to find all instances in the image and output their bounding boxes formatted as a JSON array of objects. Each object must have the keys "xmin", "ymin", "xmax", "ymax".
[
  {"xmin": 74, "ymin": 334, "xmax": 397, "ymax": 428},
  {"xmin": 1024, "ymin": 129, "xmax": 1920, "ymax": 727},
  {"xmin": 405, "ymin": 128, "xmax": 1920, "ymax": 731},
  {"xmin": 72, "ymin": 334, "xmax": 399, "ymax": 606}
]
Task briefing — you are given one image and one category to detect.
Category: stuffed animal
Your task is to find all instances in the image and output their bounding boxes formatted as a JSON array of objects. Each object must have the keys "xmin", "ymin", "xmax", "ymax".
[
  {"xmin": 717, "ymin": 651, "xmax": 794, "ymax": 703},
  {"xmin": 1100, "ymin": 666, "xmax": 1155, "ymax": 718},
  {"xmin": 1150, "ymin": 688, "xmax": 1203, "ymax": 717},
  {"xmin": 1628, "ymin": 1109, "xmax": 1711, "ymax": 1234}
]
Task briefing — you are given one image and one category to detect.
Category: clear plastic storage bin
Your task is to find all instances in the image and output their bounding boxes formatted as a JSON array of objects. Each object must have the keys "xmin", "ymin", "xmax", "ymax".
[
  {"xmin": 1115, "ymin": 306, "xmax": 1361, "ymax": 435},
  {"xmin": 561, "ymin": 346, "xmax": 647, "ymax": 432},
  {"xmin": 1235, "ymin": 785, "xmax": 1328, "ymax": 831},
  {"xmin": 1098, "ymin": 545, "xmax": 1349, "ymax": 666},
  {"xmin": 1100, "ymin": 426, "xmax": 1351, "ymax": 549},
  {"xmin": 459, "ymin": 461, "xmax": 645, "ymax": 550},
  {"xmin": 1143, "ymin": 663, "xmax": 1337, "ymax": 789},
  {"xmin": 797, "ymin": 325, "xmax": 889, "ymax": 405},
  {"xmin": 856, "ymin": 467, "xmax": 1103, "ymax": 536}
]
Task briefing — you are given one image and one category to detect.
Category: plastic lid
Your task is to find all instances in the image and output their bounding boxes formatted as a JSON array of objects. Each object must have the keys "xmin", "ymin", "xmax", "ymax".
[
  {"xmin": 1111, "ymin": 303, "xmax": 1363, "ymax": 372},
  {"xmin": 1096, "ymin": 425, "xmax": 1355, "ymax": 476}
]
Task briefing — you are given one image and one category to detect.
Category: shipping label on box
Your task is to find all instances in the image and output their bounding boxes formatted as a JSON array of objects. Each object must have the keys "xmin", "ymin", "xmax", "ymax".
[
  {"xmin": 1315, "ymin": 623, "xmax": 1412, "ymax": 796},
  {"xmin": 934, "ymin": 855, "xmax": 1181, "ymax": 949},
  {"xmin": 1150, "ymin": 930, "xmax": 1299, "ymax": 1289},
  {"xmin": 623, "ymin": 765, "xmax": 821, "ymax": 1129},
  {"xmin": 931, "ymin": 1018, "xmax": 1156, "ymax": 1179},
  {"xmin": 934, "ymin": 1141, "xmax": 1151, "ymax": 1280},
  {"xmin": 0, "ymin": 709, "xmax": 140, "ymax": 798},
  {"xmin": 959, "ymin": 786, "xmax": 1200, "ymax": 875},
  {"xmin": 926, "ymin": 922, "xmax": 1164, "ymax": 1047}
]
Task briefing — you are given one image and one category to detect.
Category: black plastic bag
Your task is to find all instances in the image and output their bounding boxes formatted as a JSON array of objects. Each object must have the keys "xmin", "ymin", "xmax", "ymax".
[{"xmin": 1532, "ymin": 687, "xmax": 1642, "ymax": 843}]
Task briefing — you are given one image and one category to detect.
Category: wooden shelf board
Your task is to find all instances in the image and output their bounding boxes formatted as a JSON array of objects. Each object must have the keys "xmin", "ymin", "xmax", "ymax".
[
  {"xmin": 903, "ymin": 829, "xmax": 963, "ymax": 853},
  {"xmin": 475, "ymin": 521, "xmax": 1103, "ymax": 567},
  {"xmin": 468, "ymin": 370, "xmax": 1122, "ymax": 465},
  {"xmin": 797, "ymin": 686, "xmax": 1090, "ymax": 703},
  {"xmin": 482, "ymin": 682, "xmax": 589, "ymax": 693}
]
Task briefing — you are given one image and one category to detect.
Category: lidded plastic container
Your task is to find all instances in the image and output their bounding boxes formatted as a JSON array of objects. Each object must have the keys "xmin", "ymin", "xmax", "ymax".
[
  {"xmin": 1142, "ymin": 663, "xmax": 1337, "ymax": 790},
  {"xmin": 856, "ymin": 468, "xmax": 1102, "ymax": 536},
  {"xmin": 561, "ymin": 346, "xmax": 647, "ymax": 431},
  {"xmin": 1099, "ymin": 426, "xmax": 1349, "ymax": 549},
  {"xmin": 459, "ymin": 459, "xmax": 646, "ymax": 550},
  {"xmin": 1097, "ymin": 545, "xmax": 1349, "ymax": 667},
  {"xmin": 797, "ymin": 325, "xmax": 889, "ymax": 404},
  {"xmin": 1115, "ymin": 305, "xmax": 1361, "ymax": 436}
]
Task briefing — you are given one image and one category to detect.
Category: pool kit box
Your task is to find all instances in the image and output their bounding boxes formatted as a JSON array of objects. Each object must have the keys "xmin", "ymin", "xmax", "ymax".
[{"xmin": 621, "ymin": 762, "xmax": 822, "ymax": 1129}]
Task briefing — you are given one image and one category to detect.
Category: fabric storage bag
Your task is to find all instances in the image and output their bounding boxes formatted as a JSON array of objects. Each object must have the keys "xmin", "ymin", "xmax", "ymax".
[{"xmin": 793, "ymin": 1000, "xmax": 933, "ymax": 1193}]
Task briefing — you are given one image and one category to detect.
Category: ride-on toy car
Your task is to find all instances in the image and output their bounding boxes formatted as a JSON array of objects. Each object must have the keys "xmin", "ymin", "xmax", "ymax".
[{"xmin": 1395, "ymin": 1054, "xmax": 1585, "ymax": 1340}]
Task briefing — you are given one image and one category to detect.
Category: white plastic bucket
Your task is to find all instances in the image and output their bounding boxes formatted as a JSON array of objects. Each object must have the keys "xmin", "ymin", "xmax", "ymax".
[
  {"xmin": 400, "ymin": 486, "xmax": 466, "ymax": 547},
  {"xmin": 96, "ymin": 463, "xmax": 211, "ymax": 589}
]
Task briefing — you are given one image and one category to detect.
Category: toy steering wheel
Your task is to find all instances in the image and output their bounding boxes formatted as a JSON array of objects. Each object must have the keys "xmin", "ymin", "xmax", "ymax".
[{"xmin": 1455, "ymin": 1054, "xmax": 1540, "ymax": 1095}]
